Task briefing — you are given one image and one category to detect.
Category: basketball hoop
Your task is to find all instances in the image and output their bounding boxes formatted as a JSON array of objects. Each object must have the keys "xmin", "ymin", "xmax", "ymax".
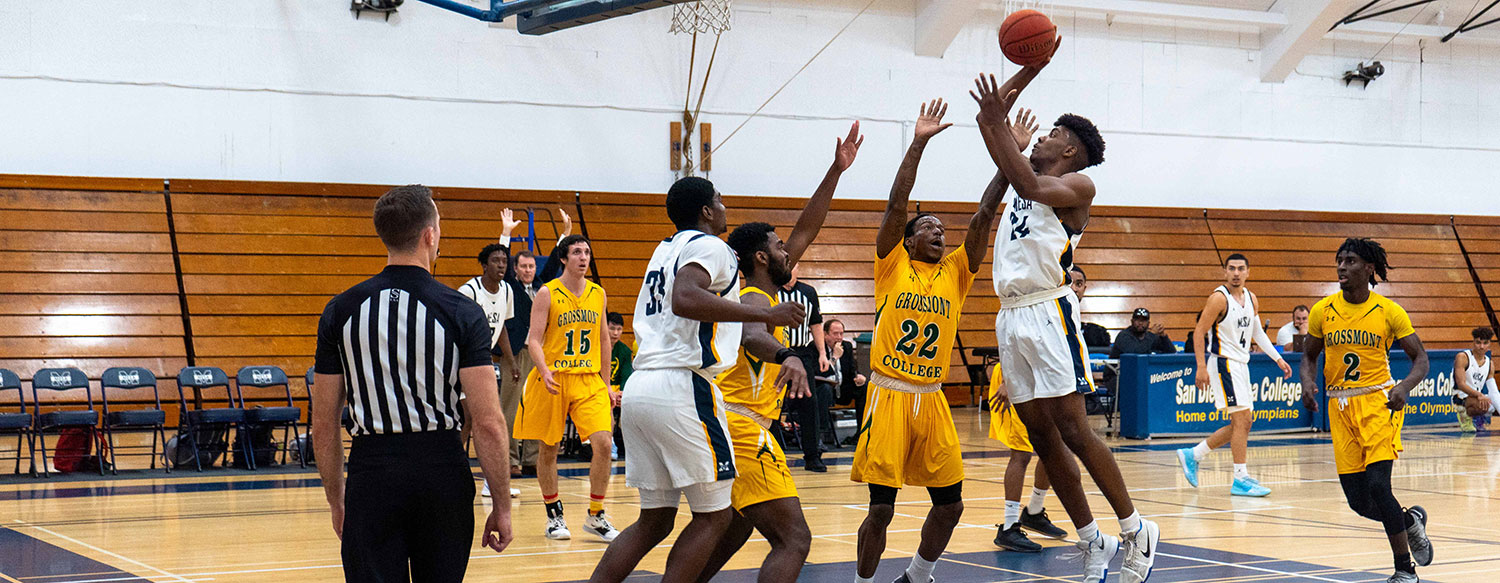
[
  {"xmin": 671, "ymin": 1, "xmax": 733, "ymax": 177},
  {"xmin": 1001, "ymin": 0, "xmax": 1054, "ymax": 16},
  {"xmin": 670, "ymin": 0, "xmax": 732, "ymax": 35}
]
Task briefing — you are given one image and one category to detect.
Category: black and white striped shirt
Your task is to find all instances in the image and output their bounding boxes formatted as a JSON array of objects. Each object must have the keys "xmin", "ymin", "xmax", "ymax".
[
  {"xmin": 777, "ymin": 281, "xmax": 823, "ymax": 350},
  {"xmin": 315, "ymin": 265, "xmax": 492, "ymax": 436}
]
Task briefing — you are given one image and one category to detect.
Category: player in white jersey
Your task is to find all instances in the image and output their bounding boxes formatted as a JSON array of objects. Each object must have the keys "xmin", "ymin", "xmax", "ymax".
[
  {"xmin": 973, "ymin": 53, "xmax": 1160, "ymax": 583},
  {"xmin": 457, "ymin": 242, "xmax": 524, "ymax": 498},
  {"xmin": 590, "ymin": 177, "xmax": 807, "ymax": 583},
  {"xmin": 1453, "ymin": 327, "xmax": 1498, "ymax": 425},
  {"xmin": 1177, "ymin": 254, "xmax": 1292, "ymax": 497}
]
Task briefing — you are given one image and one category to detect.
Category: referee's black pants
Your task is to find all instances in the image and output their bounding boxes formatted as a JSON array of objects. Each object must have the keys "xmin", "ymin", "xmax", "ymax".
[{"xmin": 343, "ymin": 430, "xmax": 475, "ymax": 583}]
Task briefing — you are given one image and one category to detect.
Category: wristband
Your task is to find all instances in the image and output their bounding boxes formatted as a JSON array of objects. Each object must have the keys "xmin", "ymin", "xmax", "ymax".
[{"xmin": 774, "ymin": 348, "xmax": 797, "ymax": 364}]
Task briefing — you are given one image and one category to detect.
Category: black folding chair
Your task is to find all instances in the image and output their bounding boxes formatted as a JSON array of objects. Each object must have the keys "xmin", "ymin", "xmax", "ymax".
[
  {"xmin": 0, "ymin": 369, "xmax": 36, "ymax": 476},
  {"xmin": 31, "ymin": 367, "xmax": 104, "ymax": 477},
  {"xmin": 175, "ymin": 366, "xmax": 252, "ymax": 472},
  {"xmin": 100, "ymin": 367, "xmax": 170, "ymax": 474},
  {"xmin": 237, "ymin": 366, "xmax": 305, "ymax": 468}
]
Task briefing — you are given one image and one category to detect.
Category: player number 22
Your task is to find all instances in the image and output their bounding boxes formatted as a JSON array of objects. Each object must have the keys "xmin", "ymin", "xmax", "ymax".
[{"xmin": 896, "ymin": 320, "xmax": 941, "ymax": 359}]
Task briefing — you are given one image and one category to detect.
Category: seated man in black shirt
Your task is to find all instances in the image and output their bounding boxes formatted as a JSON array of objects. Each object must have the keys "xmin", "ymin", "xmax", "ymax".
[{"xmin": 1110, "ymin": 308, "xmax": 1176, "ymax": 358}]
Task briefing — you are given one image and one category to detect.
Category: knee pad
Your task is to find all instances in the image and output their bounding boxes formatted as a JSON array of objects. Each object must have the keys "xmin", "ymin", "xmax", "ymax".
[
  {"xmin": 869, "ymin": 484, "xmax": 899, "ymax": 506},
  {"xmin": 927, "ymin": 481, "xmax": 963, "ymax": 506}
]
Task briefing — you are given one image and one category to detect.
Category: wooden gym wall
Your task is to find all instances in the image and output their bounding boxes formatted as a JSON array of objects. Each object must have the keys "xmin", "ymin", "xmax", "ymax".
[{"xmin": 1, "ymin": 173, "xmax": 1495, "ymax": 412}]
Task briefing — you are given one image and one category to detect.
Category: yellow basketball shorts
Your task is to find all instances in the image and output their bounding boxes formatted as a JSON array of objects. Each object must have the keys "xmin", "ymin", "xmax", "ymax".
[
  {"xmin": 988, "ymin": 404, "xmax": 1032, "ymax": 454},
  {"xmin": 1329, "ymin": 389, "xmax": 1404, "ymax": 474},
  {"xmin": 851, "ymin": 386, "xmax": 964, "ymax": 489},
  {"xmin": 514, "ymin": 369, "xmax": 612, "ymax": 445},
  {"xmin": 727, "ymin": 411, "xmax": 797, "ymax": 511}
]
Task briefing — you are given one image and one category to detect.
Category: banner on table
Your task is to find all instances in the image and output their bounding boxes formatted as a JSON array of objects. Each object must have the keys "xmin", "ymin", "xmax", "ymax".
[{"xmin": 1117, "ymin": 350, "xmax": 1464, "ymax": 439}]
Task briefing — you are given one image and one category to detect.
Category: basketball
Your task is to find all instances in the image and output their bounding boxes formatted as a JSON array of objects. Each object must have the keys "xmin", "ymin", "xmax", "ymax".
[{"xmin": 1000, "ymin": 10, "xmax": 1057, "ymax": 67}]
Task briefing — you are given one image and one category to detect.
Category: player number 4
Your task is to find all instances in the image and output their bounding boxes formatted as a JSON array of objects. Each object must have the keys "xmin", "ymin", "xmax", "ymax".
[{"xmin": 895, "ymin": 319, "xmax": 941, "ymax": 359}]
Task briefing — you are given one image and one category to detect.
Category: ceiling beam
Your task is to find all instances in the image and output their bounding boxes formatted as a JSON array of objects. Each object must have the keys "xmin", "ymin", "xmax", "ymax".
[
  {"xmin": 915, "ymin": 0, "xmax": 983, "ymax": 57},
  {"xmin": 1259, "ymin": 1, "xmax": 1349, "ymax": 82}
]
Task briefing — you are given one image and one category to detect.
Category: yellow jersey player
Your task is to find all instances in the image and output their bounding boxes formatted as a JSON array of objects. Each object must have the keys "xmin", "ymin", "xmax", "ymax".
[
  {"xmin": 696, "ymin": 121, "xmax": 862, "ymax": 583},
  {"xmin": 513, "ymin": 235, "xmax": 620, "ymax": 542},
  {"xmin": 851, "ymin": 98, "xmax": 1005, "ymax": 583},
  {"xmin": 1299, "ymin": 237, "xmax": 1433, "ymax": 583},
  {"xmin": 987, "ymin": 363, "xmax": 1066, "ymax": 553}
]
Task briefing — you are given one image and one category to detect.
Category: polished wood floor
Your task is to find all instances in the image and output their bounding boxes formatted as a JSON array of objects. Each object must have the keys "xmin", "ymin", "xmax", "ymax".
[{"xmin": 1, "ymin": 411, "xmax": 1497, "ymax": 583}]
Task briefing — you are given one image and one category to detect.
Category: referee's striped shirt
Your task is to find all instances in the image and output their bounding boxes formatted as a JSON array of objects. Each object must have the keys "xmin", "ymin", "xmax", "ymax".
[
  {"xmin": 777, "ymin": 281, "xmax": 823, "ymax": 350},
  {"xmin": 314, "ymin": 265, "xmax": 492, "ymax": 436}
]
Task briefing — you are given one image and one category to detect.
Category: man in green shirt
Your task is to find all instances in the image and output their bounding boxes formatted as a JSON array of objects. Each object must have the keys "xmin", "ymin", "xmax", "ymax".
[{"xmin": 607, "ymin": 312, "xmax": 632, "ymax": 460}]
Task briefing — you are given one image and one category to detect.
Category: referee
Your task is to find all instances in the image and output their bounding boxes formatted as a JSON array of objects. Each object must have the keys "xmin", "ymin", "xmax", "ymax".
[{"xmin": 313, "ymin": 185, "xmax": 514, "ymax": 582}]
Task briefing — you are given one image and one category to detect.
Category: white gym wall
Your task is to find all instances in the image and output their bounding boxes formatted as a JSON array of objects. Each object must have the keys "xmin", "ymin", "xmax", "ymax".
[{"xmin": 1, "ymin": 0, "xmax": 1497, "ymax": 214}]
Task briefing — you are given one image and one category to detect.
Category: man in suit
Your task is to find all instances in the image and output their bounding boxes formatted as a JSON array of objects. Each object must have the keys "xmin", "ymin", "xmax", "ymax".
[{"xmin": 825, "ymin": 319, "xmax": 867, "ymax": 430}]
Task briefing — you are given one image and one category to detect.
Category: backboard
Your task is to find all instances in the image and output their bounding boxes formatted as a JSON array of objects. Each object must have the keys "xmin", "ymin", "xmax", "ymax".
[{"xmin": 516, "ymin": 0, "xmax": 697, "ymax": 35}]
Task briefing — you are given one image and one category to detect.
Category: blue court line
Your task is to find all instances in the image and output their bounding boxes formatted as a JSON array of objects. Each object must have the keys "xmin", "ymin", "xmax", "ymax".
[
  {"xmin": 573, "ymin": 542, "xmax": 1430, "ymax": 583},
  {"xmin": 0, "ymin": 527, "xmax": 147, "ymax": 582}
]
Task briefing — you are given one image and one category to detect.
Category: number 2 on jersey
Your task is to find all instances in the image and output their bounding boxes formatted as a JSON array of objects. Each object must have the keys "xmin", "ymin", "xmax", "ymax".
[
  {"xmin": 895, "ymin": 319, "xmax": 940, "ymax": 359},
  {"xmin": 1341, "ymin": 353, "xmax": 1361, "ymax": 383}
]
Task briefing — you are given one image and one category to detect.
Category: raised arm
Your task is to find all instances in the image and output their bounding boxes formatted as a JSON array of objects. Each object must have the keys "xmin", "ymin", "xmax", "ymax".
[
  {"xmin": 1387, "ymin": 334, "xmax": 1430, "ymax": 411},
  {"xmin": 673, "ymin": 264, "xmax": 804, "ymax": 327},
  {"xmin": 876, "ymin": 99, "xmax": 952, "ymax": 258},
  {"xmin": 963, "ymin": 171, "xmax": 1008, "ymax": 272},
  {"xmin": 972, "ymin": 74, "xmax": 1096, "ymax": 209},
  {"xmin": 785, "ymin": 122, "xmax": 864, "ymax": 266}
]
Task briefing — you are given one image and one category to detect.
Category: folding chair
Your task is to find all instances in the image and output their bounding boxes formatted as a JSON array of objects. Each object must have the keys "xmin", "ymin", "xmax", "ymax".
[
  {"xmin": 175, "ymin": 366, "xmax": 252, "ymax": 472},
  {"xmin": 100, "ymin": 367, "xmax": 170, "ymax": 474},
  {"xmin": 0, "ymin": 369, "xmax": 36, "ymax": 476},
  {"xmin": 31, "ymin": 367, "xmax": 104, "ymax": 477},
  {"xmin": 237, "ymin": 366, "xmax": 305, "ymax": 468}
]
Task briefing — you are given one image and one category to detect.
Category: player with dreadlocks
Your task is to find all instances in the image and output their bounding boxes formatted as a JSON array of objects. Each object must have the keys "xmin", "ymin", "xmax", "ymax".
[{"xmin": 1299, "ymin": 237, "xmax": 1434, "ymax": 583}]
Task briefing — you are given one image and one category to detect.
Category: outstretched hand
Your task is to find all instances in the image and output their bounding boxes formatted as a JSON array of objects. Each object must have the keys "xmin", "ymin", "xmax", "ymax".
[
  {"xmin": 913, "ymin": 98, "xmax": 953, "ymax": 142},
  {"xmin": 1009, "ymin": 108, "xmax": 1039, "ymax": 151},
  {"xmin": 501, "ymin": 208, "xmax": 521, "ymax": 235},
  {"xmin": 970, "ymin": 73, "xmax": 1012, "ymax": 127},
  {"xmin": 832, "ymin": 120, "xmax": 865, "ymax": 172}
]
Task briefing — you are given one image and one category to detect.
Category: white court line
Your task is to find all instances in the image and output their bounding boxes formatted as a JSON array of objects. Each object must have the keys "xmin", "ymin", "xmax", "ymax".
[
  {"xmin": 1158, "ymin": 550, "xmax": 1352, "ymax": 583},
  {"xmin": 11, "ymin": 520, "xmax": 193, "ymax": 583}
]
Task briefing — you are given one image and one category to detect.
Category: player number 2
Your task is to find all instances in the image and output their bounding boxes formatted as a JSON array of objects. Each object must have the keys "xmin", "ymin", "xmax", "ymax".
[
  {"xmin": 564, "ymin": 330, "xmax": 592, "ymax": 356},
  {"xmin": 1341, "ymin": 353, "xmax": 1361, "ymax": 383},
  {"xmin": 896, "ymin": 320, "xmax": 941, "ymax": 359},
  {"xmin": 643, "ymin": 269, "xmax": 667, "ymax": 316}
]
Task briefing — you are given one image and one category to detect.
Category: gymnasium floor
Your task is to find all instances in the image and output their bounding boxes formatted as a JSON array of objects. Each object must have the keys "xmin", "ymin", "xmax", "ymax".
[{"xmin": 1, "ymin": 412, "xmax": 1496, "ymax": 583}]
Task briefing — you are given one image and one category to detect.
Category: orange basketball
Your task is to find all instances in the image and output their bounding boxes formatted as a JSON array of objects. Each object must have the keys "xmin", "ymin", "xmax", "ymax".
[{"xmin": 999, "ymin": 10, "xmax": 1057, "ymax": 67}]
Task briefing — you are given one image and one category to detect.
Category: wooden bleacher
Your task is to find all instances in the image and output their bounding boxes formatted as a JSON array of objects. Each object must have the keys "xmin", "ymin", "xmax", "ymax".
[{"xmin": 1, "ymin": 173, "xmax": 1495, "ymax": 414}]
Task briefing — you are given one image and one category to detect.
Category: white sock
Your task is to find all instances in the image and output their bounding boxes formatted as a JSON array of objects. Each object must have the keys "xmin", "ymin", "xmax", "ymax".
[
  {"xmin": 1233, "ymin": 463, "xmax": 1249, "ymax": 479},
  {"xmin": 1192, "ymin": 441, "xmax": 1211, "ymax": 461},
  {"xmin": 906, "ymin": 554, "xmax": 937, "ymax": 583},
  {"xmin": 1077, "ymin": 520, "xmax": 1101, "ymax": 542},
  {"xmin": 1119, "ymin": 511, "xmax": 1142, "ymax": 536},
  {"xmin": 855, "ymin": 576, "xmax": 875, "ymax": 583},
  {"xmin": 1004, "ymin": 500, "xmax": 1022, "ymax": 529},
  {"xmin": 1027, "ymin": 487, "xmax": 1048, "ymax": 514}
]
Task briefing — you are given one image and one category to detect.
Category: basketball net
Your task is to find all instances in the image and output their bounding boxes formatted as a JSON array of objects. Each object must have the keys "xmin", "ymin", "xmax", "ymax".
[{"xmin": 671, "ymin": 0, "xmax": 732, "ymax": 177}]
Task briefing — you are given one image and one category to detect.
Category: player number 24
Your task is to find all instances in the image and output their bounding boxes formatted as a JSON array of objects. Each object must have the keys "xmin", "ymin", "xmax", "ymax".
[{"xmin": 895, "ymin": 320, "xmax": 941, "ymax": 359}]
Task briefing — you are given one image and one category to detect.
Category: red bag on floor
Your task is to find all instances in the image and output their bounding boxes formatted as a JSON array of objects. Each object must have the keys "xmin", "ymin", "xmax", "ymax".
[{"xmin": 52, "ymin": 428, "xmax": 93, "ymax": 472}]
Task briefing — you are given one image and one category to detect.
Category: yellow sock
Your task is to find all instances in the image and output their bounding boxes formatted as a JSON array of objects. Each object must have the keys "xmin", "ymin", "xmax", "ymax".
[{"xmin": 589, "ymin": 494, "xmax": 605, "ymax": 515}]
